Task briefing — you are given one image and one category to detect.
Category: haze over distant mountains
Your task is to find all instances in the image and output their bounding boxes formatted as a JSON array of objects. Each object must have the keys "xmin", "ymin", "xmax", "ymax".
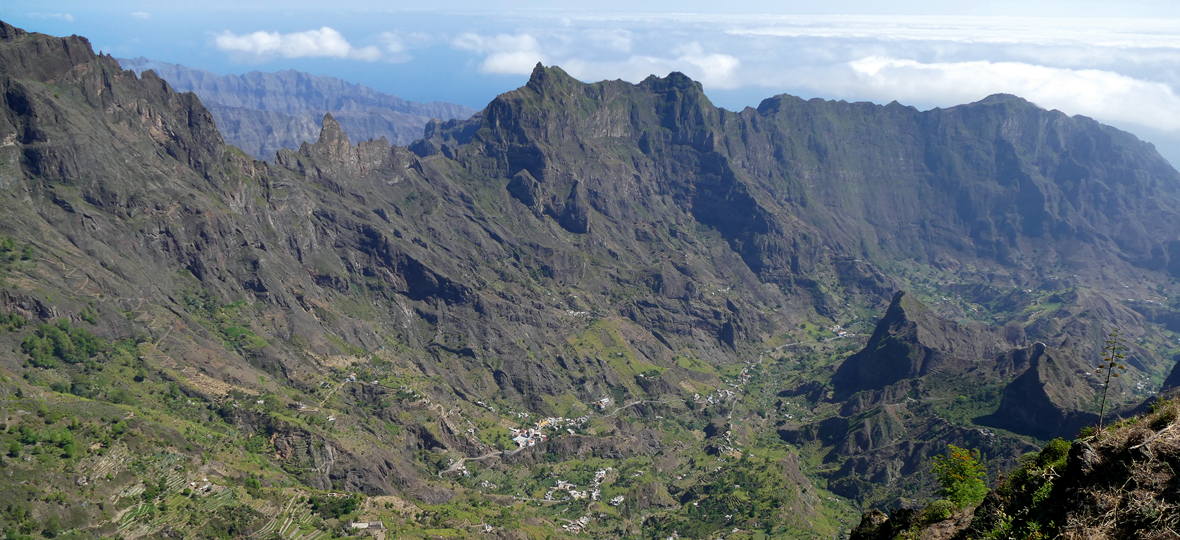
[{"xmin": 118, "ymin": 57, "xmax": 476, "ymax": 160}]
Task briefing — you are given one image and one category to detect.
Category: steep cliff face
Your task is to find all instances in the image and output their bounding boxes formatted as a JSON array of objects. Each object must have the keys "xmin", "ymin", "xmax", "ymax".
[{"xmin": 118, "ymin": 57, "xmax": 477, "ymax": 160}]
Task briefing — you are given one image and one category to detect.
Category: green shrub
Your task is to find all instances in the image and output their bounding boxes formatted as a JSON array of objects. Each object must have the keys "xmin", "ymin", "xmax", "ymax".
[
  {"xmin": 40, "ymin": 515, "xmax": 60, "ymax": 538},
  {"xmin": 308, "ymin": 494, "xmax": 361, "ymax": 520},
  {"xmin": 1035, "ymin": 438, "xmax": 1071, "ymax": 469},
  {"xmin": 923, "ymin": 499, "xmax": 957, "ymax": 522},
  {"xmin": 931, "ymin": 445, "xmax": 988, "ymax": 508},
  {"xmin": 0, "ymin": 311, "xmax": 26, "ymax": 331},
  {"xmin": 17, "ymin": 426, "xmax": 38, "ymax": 445},
  {"xmin": 242, "ymin": 435, "xmax": 266, "ymax": 454}
]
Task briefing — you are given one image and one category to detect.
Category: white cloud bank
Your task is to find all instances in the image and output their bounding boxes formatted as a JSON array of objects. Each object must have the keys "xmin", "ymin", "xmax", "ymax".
[
  {"xmin": 452, "ymin": 32, "xmax": 740, "ymax": 89},
  {"xmin": 561, "ymin": 46, "xmax": 741, "ymax": 89},
  {"xmin": 728, "ymin": 15, "xmax": 1180, "ymax": 49},
  {"xmin": 839, "ymin": 57, "xmax": 1180, "ymax": 132},
  {"xmin": 214, "ymin": 27, "xmax": 381, "ymax": 61},
  {"xmin": 453, "ymin": 33, "xmax": 548, "ymax": 75}
]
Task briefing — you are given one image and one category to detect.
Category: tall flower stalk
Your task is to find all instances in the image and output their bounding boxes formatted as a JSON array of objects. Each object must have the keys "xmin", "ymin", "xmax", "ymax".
[{"xmin": 1095, "ymin": 330, "xmax": 1127, "ymax": 431}]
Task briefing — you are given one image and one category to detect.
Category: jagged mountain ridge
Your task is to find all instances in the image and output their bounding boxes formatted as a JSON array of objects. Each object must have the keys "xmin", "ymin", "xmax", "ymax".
[
  {"xmin": 117, "ymin": 57, "xmax": 476, "ymax": 160},
  {"xmin": 416, "ymin": 65, "xmax": 1180, "ymax": 298},
  {"xmin": 4, "ymin": 22, "xmax": 1180, "ymax": 537}
]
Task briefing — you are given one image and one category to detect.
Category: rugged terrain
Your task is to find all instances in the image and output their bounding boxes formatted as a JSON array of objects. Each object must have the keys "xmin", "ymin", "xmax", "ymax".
[
  {"xmin": 118, "ymin": 57, "xmax": 476, "ymax": 160},
  {"xmin": 849, "ymin": 396, "xmax": 1180, "ymax": 540},
  {"xmin": 1, "ymin": 21, "xmax": 1180, "ymax": 539}
]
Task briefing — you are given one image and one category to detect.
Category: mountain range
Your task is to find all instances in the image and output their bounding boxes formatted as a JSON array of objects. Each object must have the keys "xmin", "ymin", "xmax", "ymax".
[
  {"xmin": 1, "ymin": 20, "xmax": 1179, "ymax": 538},
  {"xmin": 117, "ymin": 57, "xmax": 476, "ymax": 161}
]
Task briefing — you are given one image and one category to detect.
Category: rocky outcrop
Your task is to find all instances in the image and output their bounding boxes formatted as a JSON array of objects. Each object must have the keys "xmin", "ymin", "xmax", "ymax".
[
  {"xmin": 833, "ymin": 292, "xmax": 1009, "ymax": 397},
  {"xmin": 833, "ymin": 290, "xmax": 1109, "ymax": 441},
  {"xmin": 795, "ymin": 290, "xmax": 1108, "ymax": 504}
]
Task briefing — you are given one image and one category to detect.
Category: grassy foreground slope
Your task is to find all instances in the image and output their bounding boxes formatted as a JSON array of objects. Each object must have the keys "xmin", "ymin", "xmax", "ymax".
[{"xmin": 850, "ymin": 397, "xmax": 1180, "ymax": 539}]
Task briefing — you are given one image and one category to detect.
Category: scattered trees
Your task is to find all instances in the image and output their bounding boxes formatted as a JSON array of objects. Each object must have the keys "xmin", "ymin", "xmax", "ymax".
[{"xmin": 20, "ymin": 320, "xmax": 103, "ymax": 368}]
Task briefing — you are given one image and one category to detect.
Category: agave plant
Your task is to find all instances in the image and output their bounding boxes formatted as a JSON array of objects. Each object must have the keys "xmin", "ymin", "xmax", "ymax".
[{"xmin": 1096, "ymin": 330, "xmax": 1128, "ymax": 430}]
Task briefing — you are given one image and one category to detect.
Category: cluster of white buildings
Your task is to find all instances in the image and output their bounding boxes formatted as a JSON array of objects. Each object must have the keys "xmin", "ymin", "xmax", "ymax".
[
  {"xmin": 509, "ymin": 415, "xmax": 589, "ymax": 448},
  {"xmin": 562, "ymin": 515, "xmax": 591, "ymax": 533},
  {"xmin": 545, "ymin": 467, "xmax": 613, "ymax": 503},
  {"xmin": 546, "ymin": 479, "xmax": 589, "ymax": 501},
  {"xmin": 693, "ymin": 388, "xmax": 736, "ymax": 406},
  {"xmin": 828, "ymin": 324, "xmax": 852, "ymax": 338},
  {"xmin": 449, "ymin": 462, "xmax": 470, "ymax": 476},
  {"xmin": 511, "ymin": 427, "xmax": 548, "ymax": 448},
  {"xmin": 713, "ymin": 429, "xmax": 739, "ymax": 456},
  {"xmin": 347, "ymin": 521, "xmax": 385, "ymax": 530}
]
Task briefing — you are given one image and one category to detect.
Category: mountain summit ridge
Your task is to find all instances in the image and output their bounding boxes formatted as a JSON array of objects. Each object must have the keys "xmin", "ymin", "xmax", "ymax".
[{"xmin": 420, "ymin": 63, "xmax": 1180, "ymax": 291}]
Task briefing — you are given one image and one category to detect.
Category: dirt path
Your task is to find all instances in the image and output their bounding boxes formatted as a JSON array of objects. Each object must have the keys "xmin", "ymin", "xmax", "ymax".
[
  {"xmin": 438, "ymin": 444, "xmax": 536, "ymax": 477},
  {"xmin": 603, "ymin": 399, "xmax": 644, "ymax": 417},
  {"xmin": 318, "ymin": 380, "xmax": 349, "ymax": 407}
]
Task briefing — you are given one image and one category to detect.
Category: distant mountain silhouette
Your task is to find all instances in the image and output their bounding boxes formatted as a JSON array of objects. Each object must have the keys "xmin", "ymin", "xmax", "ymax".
[{"xmin": 118, "ymin": 57, "xmax": 476, "ymax": 160}]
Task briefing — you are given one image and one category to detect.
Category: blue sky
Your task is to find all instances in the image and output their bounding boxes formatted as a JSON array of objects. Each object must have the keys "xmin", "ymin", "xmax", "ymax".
[{"xmin": 8, "ymin": 1, "xmax": 1180, "ymax": 162}]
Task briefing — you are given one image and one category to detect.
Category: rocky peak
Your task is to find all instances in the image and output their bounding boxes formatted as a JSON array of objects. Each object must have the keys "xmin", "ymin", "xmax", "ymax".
[
  {"xmin": 0, "ymin": 19, "xmax": 99, "ymax": 83},
  {"xmin": 285, "ymin": 112, "xmax": 398, "ymax": 183},
  {"xmin": 638, "ymin": 70, "xmax": 706, "ymax": 95},
  {"xmin": 979, "ymin": 343, "xmax": 1097, "ymax": 439},
  {"xmin": 0, "ymin": 20, "xmax": 27, "ymax": 41},
  {"xmin": 524, "ymin": 63, "xmax": 582, "ymax": 97},
  {"xmin": 973, "ymin": 93, "xmax": 1035, "ymax": 107},
  {"xmin": 832, "ymin": 291, "xmax": 1006, "ymax": 397},
  {"xmin": 315, "ymin": 113, "xmax": 350, "ymax": 155}
]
